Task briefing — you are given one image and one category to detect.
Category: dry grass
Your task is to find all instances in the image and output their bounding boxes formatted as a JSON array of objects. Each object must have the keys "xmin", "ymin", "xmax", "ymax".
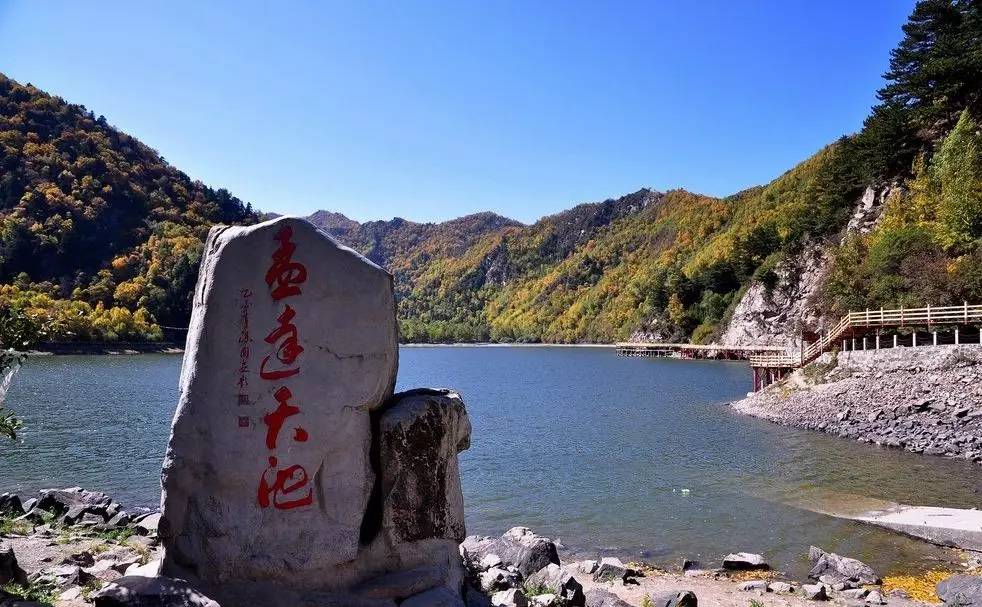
[
  {"xmin": 726, "ymin": 569, "xmax": 779, "ymax": 582},
  {"xmin": 882, "ymin": 570, "xmax": 952, "ymax": 603}
]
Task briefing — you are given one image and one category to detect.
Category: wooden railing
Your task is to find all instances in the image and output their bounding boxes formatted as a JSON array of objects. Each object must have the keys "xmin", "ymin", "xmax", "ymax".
[{"xmin": 749, "ymin": 302, "xmax": 982, "ymax": 369}]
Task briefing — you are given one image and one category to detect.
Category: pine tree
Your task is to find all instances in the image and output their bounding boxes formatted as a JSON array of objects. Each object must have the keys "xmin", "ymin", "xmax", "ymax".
[{"xmin": 877, "ymin": 0, "xmax": 982, "ymax": 130}]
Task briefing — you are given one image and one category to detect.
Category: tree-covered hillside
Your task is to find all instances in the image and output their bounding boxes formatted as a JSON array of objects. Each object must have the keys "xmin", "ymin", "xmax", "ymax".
[
  {"xmin": 0, "ymin": 74, "xmax": 258, "ymax": 343},
  {"xmin": 0, "ymin": 0, "xmax": 979, "ymax": 346}
]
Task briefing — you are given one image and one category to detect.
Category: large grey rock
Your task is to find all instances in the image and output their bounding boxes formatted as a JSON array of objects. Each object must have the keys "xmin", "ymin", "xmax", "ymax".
[
  {"xmin": 584, "ymin": 589, "xmax": 631, "ymax": 607},
  {"xmin": 722, "ymin": 552, "xmax": 768, "ymax": 570},
  {"xmin": 592, "ymin": 557, "xmax": 628, "ymax": 583},
  {"xmin": 491, "ymin": 588, "xmax": 528, "ymax": 607},
  {"xmin": 377, "ymin": 389, "xmax": 471, "ymax": 544},
  {"xmin": 91, "ymin": 575, "xmax": 220, "ymax": 607},
  {"xmin": 0, "ymin": 493, "xmax": 23, "ymax": 516},
  {"xmin": 36, "ymin": 487, "xmax": 112, "ymax": 516},
  {"xmin": 525, "ymin": 563, "xmax": 584, "ymax": 606},
  {"xmin": 462, "ymin": 528, "xmax": 560, "ymax": 578},
  {"xmin": 0, "ymin": 541, "xmax": 26, "ymax": 586},
  {"xmin": 938, "ymin": 575, "xmax": 982, "ymax": 606},
  {"xmin": 808, "ymin": 546, "xmax": 879, "ymax": 585},
  {"xmin": 352, "ymin": 565, "xmax": 447, "ymax": 600},
  {"xmin": 802, "ymin": 583, "xmax": 829, "ymax": 601},
  {"xmin": 160, "ymin": 217, "xmax": 398, "ymax": 588},
  {"xmin": 647, "ymin": 591, "xmax": 698, "ymax": 607}
]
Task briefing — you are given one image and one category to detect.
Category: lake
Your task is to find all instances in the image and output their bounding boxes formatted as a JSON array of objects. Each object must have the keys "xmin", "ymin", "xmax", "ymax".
[{"xmin": 2, "ymin": 346, "xmax": 979, "ymax": 578}]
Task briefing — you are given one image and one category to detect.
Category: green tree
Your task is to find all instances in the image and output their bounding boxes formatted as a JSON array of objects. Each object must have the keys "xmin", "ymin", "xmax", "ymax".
[{"xmin": 933, "ymin": 110, "xmax": 982, "ymax": 249}]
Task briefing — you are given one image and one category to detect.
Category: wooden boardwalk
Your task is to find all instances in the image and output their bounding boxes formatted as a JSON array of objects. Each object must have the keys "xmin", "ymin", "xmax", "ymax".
[
  {"xmin": 616, "ymin": 303, "xmax": 982, "ymax": 391},
  {"xmin": 615, "ymin": 342, "xmax": 786, "ymax": 360}
]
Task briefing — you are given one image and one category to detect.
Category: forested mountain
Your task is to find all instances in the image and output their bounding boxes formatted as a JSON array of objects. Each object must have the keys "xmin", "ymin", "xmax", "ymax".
[
  {"xmin": 0, "ymin": 74, "xmax": 258, "ymax": 344},
  {"xmin": 0, "ymin": 0, "xmax": 979, "ymax": 346}
]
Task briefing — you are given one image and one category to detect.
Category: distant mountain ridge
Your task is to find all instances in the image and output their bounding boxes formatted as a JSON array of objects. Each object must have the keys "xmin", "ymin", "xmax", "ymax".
[{"xmin": 0, "ymin": 0, "xmax": 979, "ymax": 345}]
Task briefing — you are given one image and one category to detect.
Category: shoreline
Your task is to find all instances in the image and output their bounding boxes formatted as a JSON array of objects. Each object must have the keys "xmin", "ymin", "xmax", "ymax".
[
  {"xmin": 732, "ymin": 344, "xmax": 982, "ymax": 465},
  {"xmin": 1, "ymin": 487, "xmax": 971, "ymax": 607}
]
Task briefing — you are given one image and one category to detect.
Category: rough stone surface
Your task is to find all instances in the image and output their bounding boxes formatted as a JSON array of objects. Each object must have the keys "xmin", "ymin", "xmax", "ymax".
[
  {"xmin": 491, "ymin": 588, "xmax": 528, "ymax": 607},
  {"xmin": 0, "ymin": 542, "xmax": 26, "ymax": 586},
  {"xmin": 722, "ymin": 552, "xmax": 768, "ymax": 571},
  {"xmin": 377, "ymin": 389, "xmax": 471, "ymax": 544},
  {"xmin": 802, "ymin": 583, "xmax": 829, "ymax": 601},
  {"xmin": 738, "ymin": 580, "xmax": 768, "ymax": 592},
  {"xmin": 647, "ymin": 590, "xmax": 698, "ymax": 607},
  {"xmin": 733, "ymin": 346, "xmax": 982, "ymax": 464},
  {"xmin": 938, "ymin": 575, "xmax": 982, "ymax": 606},
  {"xmin": 807, "ymin": 547, "xmax": 879, "ymax": 586},
  {"xmin": 525, "ymin": 563, "xmax": 585, "ymax": 606},
  {"xmin": 584, "ymin": 589, "xmax": 631, "ymax": 607},
  {"xmin": 0, "ymin": 493, "xmax": 23, "ymax": 516},
  {"xmin": 91, "ymin": 575, "xmax": 221, "ymax": 607},
  {"xmin": 462, "ymin": 528, "xmax": 560, "ymax": 578},
  {"xmin": 160, "ymin": 217, "xmax": 398, "ymax": 587},
  {"xmin": 593, "ymin": 557, "xmax": 628, "ymax": 583}
]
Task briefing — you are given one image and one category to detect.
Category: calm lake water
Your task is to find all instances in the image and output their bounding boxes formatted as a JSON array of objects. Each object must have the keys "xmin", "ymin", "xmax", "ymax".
[{"xmin": 2, "ymin": 347, "xmax": 980, "ymax": 577}]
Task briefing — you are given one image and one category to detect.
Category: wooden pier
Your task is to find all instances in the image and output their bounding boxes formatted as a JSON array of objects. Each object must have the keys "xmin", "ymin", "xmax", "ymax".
[
  {"xmin": 615, "ymin": 342, "xmax": 786, "ymax": 360},
  {"xmin": 618, "ymin": 303, "xmax": 982, "ymax": 392}
]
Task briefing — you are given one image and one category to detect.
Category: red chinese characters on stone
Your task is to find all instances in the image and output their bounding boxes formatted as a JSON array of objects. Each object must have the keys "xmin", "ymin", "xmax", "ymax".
[
  {"xmin": 256, "ymin": 224, "xmax": 313, "ymax": 511},
  {"xmin": 265, "ymin": 226, "xmax": 308, "ymax": 301},
  {"xmin": 262, "ymin": 386, "xmax": 308, "ymax": 450},
  {"xmin": 257, "ymin": 456, "xmax": 313, "ymax": 510},
  {"xmin": 259, "ymin": 305, "xmax": 303, "ymax": 381}
]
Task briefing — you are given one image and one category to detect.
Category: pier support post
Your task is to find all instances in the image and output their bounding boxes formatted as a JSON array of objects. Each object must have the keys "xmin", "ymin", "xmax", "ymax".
[
  {"xmin": 852, "ymin": 337, "xmax": 857, "ymax": 351},
  {"xmin": 894, "ymin": 334, "xmax": 898, "ymax": 348},
  {"xmin": 956, "ymin": 327, "xmax": 960, "ymax": 344},
  {"xmin": 933, "ymin": 331, "xmax": 938, "ymax": 346},
  {"xmin": 876, "ymin": 334, "xmax": 880, "ymax": 350},
  {"xmin": 863, "ymin": 337, "xmax": 867, "ymax": 350},
  {"xmin": 913, "ymin": 332, "xmax": 917, "ymax": 347}
]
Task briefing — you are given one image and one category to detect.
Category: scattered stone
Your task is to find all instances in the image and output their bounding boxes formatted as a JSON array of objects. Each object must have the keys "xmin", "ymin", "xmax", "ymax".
[
  {"xmin": 865, "ymin": 589, "xmax": 886, "ymax": 605},
  {"xmin": 123, "ymin": 560, "xmax": 161, "ymax": 578},
  {"xmin": 802, "ymin": 583, "xmax": 829, "ymax": 600},
  {"xmin": 578, "ymin": 560, "xmax": 598, "ymax": 574},
  {"xmin": 530, "ymin": 594, "xmax": 559, "ymax": 606},
  {"xmin": 593, "ymin": 557, "xmax": 628, "ymax": 583},
  {"xmin": 92, "ymin": 575, "xmax": 221, "ymax": 607},
  {"xmin": 738, "ymin": 580, "xmax": 768, "ymax": 592},
  {"xmin": 491, "ymin": 588, "xmax": 529, "ymax": 607},
  {"xmin": 480, "ymin": 554, "xmax": 504, "ymax": 571},
  {"xmin": 841, "ymin": 588, "xmax": 869, "ymax": 599},
  {"xmin": 769, "ymin": 582, "xmax": 795, "ymax": 593},
  {"xmin": 808, "ymin": 546, "xmax": 880, "ymax": 585},
  {"xmin": 722, "ymin": 552, "xmax": 768, "ymax": 570},
  {"xmin": 464, "ymin": 528, "xmax": 560, "ymax": 578},
  {"xmin": 59, "ymin": 585, "xmax": 84, "ymax": 601}
]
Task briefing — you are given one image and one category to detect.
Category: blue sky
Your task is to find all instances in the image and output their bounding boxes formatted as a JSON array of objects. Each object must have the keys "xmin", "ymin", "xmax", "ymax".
[{"xmin": 0, "ymin": 1, "xmax": 914, "ymax": 224}]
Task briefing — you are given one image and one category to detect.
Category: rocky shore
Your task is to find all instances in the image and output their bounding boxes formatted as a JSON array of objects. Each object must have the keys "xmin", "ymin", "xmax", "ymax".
[
  {"xmin": 3, "ymin": 486, "xmax": 981, "ymax": 607},
  {"xmin": 733, "ymin": 345, "xmax": 982, "ymax": 462}
]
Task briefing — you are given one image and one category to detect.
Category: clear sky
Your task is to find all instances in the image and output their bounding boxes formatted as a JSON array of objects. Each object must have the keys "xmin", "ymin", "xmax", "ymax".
[{"xmin": 0, "ymin": 1, "xmax": 915, "ymax": 224}]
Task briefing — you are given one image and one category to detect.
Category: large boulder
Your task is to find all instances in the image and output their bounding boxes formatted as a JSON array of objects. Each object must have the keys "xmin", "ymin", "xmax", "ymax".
[
  {"xmin": 160, "ymin": 217, "xmax": 398, "ymax": 590},
  {"xmin": 807, "ymin": 546, "xmax": 879, "ymax": 585},
  {"xmin": 525, "ymin": 563, "xmax": 584, "ymax": 606},
  {"xmin": 647, "ymin": 591, "xmax": 698, "ymax": 607},
  {"xmin": 938, "ymin": 575, "xmax": 982, "ymax": 606},
  {"xmin": 0, "ymin": 541, "xmax": 26, "ymax": 586},
  {"xmin": 0, "ymin": 493, "xmax": 23, "ymax": 516},
  {"xmin": 584, "ymin": 589, "xmax": 631, "ymax": 607},
  {"xmin": 91, "ymin": 575, "xmax": 221, "ymax": 607},
  {"xmin": 376, "ymin": 389, "xmax": 471, "ymax": 544},
  {"xmin": 592, "ymin": 557, "xmax": 629, "ymax": 583},
  {"xmin": 463, "ymin": 528, "xmax": 560, "ymax": 578},
  {"xmin": 722, "ymin": 552, "xmax": 768, "ymax": 571}
]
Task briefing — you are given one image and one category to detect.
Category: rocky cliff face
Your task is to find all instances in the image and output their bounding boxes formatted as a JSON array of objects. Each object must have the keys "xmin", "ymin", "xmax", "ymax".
[{"xmin": 719, "ymin": 185, "xmax": 893, "ymax": 348}]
